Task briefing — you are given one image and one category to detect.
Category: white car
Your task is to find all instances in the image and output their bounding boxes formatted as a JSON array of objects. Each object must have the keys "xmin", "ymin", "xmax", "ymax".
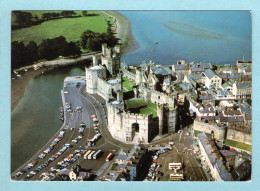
[{"xmin": 64, "ymin": 91, "xmax": 69, "ymax": 94}]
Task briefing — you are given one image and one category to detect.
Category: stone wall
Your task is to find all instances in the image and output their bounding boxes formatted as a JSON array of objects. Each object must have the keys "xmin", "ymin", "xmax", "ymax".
[
  {"xmin": 226, "ymin": 129, "xmax": 252, "ymax": 145},
  {"xmin": 122, "ymin": 67, "xmax": 136, "ymax": 81},
  {"xmin": 150, "ymin": 91, "xmax": 176, "ymax": 108},
  {"xmin": 106, "ymin": 103, "xmax": 158, "ymax": 143},
  {"xmin": 193, "ymin": 120, "xmax": 226, "ymax": 142},
  {"xmin": 97, "ymin": 78, "xmax": 111, "ymax": 101}
]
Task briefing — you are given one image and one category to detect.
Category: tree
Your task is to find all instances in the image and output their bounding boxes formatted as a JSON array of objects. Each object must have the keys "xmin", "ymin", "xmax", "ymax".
[
  {"xmin": 212, "ymin": 64, "xmax": 217, "ymax": 71},
  {"xmin": 61, "ymin": 11, "xmax": 76, "ymax": 17},
  {"xmin": 11, "ymin": 41, "xmax": 26, "ymax": 70},
  {"xmin": 232, "ymin": 104, "xmax": 239, "ymax": 110},
  {"xmin": 24, "ymin": 41, "xmax": 39, "ymax": 64},
  {"xmin": 13, "ymin": 11, "xmax": 33, "ymax": 25},
  {"xmin": 245, "ymin": 98, "xmax": 252, "ymax": 106},
  {"xmin": 82, "ymin": 11, "xmax": 88, "ymax": 16},
  {"xmin": 80, "ymin": 28, "xmax": 119, "ymax": 51}
]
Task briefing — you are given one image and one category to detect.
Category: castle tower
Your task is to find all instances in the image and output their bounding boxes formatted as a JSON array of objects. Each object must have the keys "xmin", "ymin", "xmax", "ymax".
[
  {"xmin": 135, "ymin": 68, "xmax": 143, "ymax": 85},
  {"xmin": 92, "ymin": 55, "xmax": 98, "ymax": 66},
  {"xmin": 101, "ymin": 43, "xmax": 121, "ymax": 77},
  {"xmin": 102, "ymin": 43, "xmax": 107, "ymax": 56},
  {"xmin": 117, "ymin": 72, "xmax": 124, "ymax": 102},
  {"xmin": 157, "ymin": 104, "xmax": 164, "ymax": 136},
  {"xmin": 168, "ymin": 108, "xmax": 177, "ymax": 133}
]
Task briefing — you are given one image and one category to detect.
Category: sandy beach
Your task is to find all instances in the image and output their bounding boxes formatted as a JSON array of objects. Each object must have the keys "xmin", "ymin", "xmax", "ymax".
[
  {"xmin": 103, "ymin": 11, "xmax": 140, "ymax": 55},
  {"xmin": 11, "ymin": 11, "xmax": 138, "ymax": 111}
]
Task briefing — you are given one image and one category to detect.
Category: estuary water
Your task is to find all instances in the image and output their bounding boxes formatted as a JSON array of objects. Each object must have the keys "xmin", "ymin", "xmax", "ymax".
[
  {"xmin": 11, "ymin": 11, "xmax": 252, "ymax": 172},
  {"xmin": 120, "ymin": 11, "xmax": 252, "ymax": 65}
]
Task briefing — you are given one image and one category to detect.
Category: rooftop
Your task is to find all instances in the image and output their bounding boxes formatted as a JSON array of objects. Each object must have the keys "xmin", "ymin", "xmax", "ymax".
[{"xmin": 204, "ymin": 69, "xmax": 217, "ymax": 79}]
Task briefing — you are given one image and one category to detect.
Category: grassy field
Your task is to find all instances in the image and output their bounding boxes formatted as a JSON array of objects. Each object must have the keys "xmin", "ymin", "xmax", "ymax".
[
  {"xmin": 122, "ymin": 77, "xmax": 136, "ymax": 92},
  {"xmin": 11, "ymin": 11, "xmax": 108, "ymax": 45},
  {"xmin": 224, "ymin": 139, "xmax": 252, "ymax": 152},
  {"xmin": 11, "ymin": 11, "xmax": 98, "ymax": 25},
  {"xmin": 194, "ymin": 130, "xmax": 203, "ymax": 137},
  {"xmin": 126, "ymin": 99, "xmax": 157, "ymax": 117}
]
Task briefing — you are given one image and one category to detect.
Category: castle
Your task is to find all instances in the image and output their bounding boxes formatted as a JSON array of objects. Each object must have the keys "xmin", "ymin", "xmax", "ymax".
[{"xmin": 85, "ymin": 44, "xmax": 178, "ymax": 144}]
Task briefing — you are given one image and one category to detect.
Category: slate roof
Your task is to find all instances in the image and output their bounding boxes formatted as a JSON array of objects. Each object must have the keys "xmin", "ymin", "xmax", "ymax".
[
  {"xmin": 199, "ymin": 94, "xmax": 214, "ymax": 100},
  {"xmin": 236, "ymin": 82, "xmax": 251, "ymax": 89},
  {"xmin": 190, "ymin": 66, "xmax": 204, "ymax": 73},
  {"xmin": 245, "ymin": 66, "xmax": 251, "ymax": 72},
  {"xmin": 220, "ymin": 150, "xmax": 236, "ymax": 157},
  {"xmin": 240, "ymin": 107, "xmax": 251, "ymax": 114},
  {"xmin": 222, "ymin": 81, "xmax": 233, "ymax": 88},
  {"xmin": 204, "ymin": 69, "xmax": 217, "ymax": 79},
  {"xmin": 153, "ymin": 67, "xmax": 170, "ymax": 76},
  {"xmin": 179, "ymin": 83, "xmax": 193, "ymax": 91},
  {"xmin": 215, "ymin": 160, "xmax": 232, "ymax": 181},
  {"xmin": 223, "ymin": 110, "xmax": 241, "ymax": 116},
  {"xmin": 174, "ymin": 64, "xmax": 189, "ymax": 70},
  {"xmin": 189, "ymin": 74, "xmax": 203, "ymax": 80},
  {"xmin": 197, "ymin": 133, "xmax": 218, "ymax": 166}
]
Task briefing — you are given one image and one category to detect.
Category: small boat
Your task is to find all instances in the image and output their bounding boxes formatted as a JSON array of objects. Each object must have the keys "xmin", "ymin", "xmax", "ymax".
[
  {"xmin": 151, "ymin": 49, "xmax": 155, "ymax": 52},
  {"xmin": 59, "ymin": 107, "xmax": 64, "ymax": 121},
  {"xmin": 155, "ymin": 42, "xmax": 159, "ymax": 44}
]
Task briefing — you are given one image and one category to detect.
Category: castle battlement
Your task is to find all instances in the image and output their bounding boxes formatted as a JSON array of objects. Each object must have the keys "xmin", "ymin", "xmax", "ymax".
[{"xmin": 124, "ymin": 111, "xmax": 153, "ymax": 119}]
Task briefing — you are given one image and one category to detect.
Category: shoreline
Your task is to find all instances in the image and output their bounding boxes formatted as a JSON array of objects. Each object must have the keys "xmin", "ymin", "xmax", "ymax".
[
  {"xmin": 11, "ymin": 11, "xmax": 138, "ymax": 111},
  {"xmin": 11, "ymin": 67, "xmax": 50, "ymax": 111},
  {"xmin": 104, "ymin": 11, "xmax": 140, "ymax": 55}
]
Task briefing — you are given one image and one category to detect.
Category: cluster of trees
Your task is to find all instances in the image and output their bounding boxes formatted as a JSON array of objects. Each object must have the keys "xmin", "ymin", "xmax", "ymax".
[
  {"xmin": 12, "ymin": 11, "xmax": 33, "ymax": 25},
  {"xmin": 11, "ymin": 36, "xmax": 81, "ymax": 70},
  {"xmin": 41, "ymin": 12, "xmax": 61, "ymax": 20},
  {"xmin": 80, "ymin": 22, "xmax": 119, "ymax": 51},
  {"xmin": 12, "ymin": 11, "xmax": 80, "ymax": 29},
  {"xmin": 60, "ymin": 11, "xmax": 77, "ymax": 17}
]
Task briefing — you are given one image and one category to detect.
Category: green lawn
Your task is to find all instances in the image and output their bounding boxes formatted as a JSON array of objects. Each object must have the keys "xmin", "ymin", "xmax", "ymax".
[
  {"xmin": 126, "ymin": 99, "xmax": 157, "ymax": 117},
  {"xmin": 122, "ymin": 77, "xmax": 136, "ymax": 92},
  {"xmin": 11, "ymin": 11, "xmax": 108, "ymax": 45},
  {"xmin": 194, "ymin": 130, "xmax": 203, "ymax": 137},
  {"xmin": 224, "ymin": 139, "xmax": 252, "ymax": 152}
]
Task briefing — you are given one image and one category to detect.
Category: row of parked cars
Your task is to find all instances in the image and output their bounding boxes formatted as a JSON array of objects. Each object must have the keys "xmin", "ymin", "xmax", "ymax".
[
  {"xmin": 40, "ymin": 149, "xmax": 87, "ymax": 180},
  {"xmin": 145, "ymin": 147, "xmax": 173, "ymax": 181},
  {"xmin": 43, "ymin": 131, "xmax": 65, "ymax": 154},
  {"xmin": 25, "ymin": 143, "xmax": 71, "ymax": 179},
  {"xmin": 11, "ymin": 131, "xmax": 67, "ymax": 179}
]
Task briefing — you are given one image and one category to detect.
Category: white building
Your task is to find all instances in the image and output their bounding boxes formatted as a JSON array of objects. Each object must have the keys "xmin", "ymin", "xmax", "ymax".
[
  {"xmin": 203, "ymin": 69, "xmax": 222, "ymax": 90},
  {"xmin": 232, "ymin": 81, "xmax": 252, "ymax": 99}
]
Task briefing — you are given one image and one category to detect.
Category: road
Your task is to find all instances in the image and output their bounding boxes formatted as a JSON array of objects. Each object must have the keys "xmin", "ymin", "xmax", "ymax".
[
  {"xmin": 12, "ymin": 76, "xmax": 132, "ymax": 181},
  {"xmin": 151, "ymin": 126, "xmax": 208, "ymax": 181}
]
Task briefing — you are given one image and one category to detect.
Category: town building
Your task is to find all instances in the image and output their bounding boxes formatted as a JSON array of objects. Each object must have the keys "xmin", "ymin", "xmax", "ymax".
[
  {"xmin": 203, "ymin": 69, "xmax": 222, "ymax": 90},
  {"xmin": 197, "ymin": 133, "xmax": 231, "ymax": 181},
  {"xmin": 232, "ymin": 81, "xmax": 252, "ymax": 99}
]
